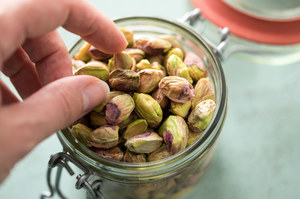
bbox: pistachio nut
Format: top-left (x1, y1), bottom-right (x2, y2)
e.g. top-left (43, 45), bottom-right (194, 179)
top-left (135, 37), bottom-right (172, 55)
top-left (158, 115), bottom-right (189, 154)
top-left (188, 99), bottom-right (216, 133)
top-left (152, 88), bottom-right (169, 109)
top-left (120, 28), bottom-right (134, 47)
top-left (72, 59), bottom-right (85, 71)
top-left (73, 42), bottom-right (91, 62)
top-left (184, 51), bottom-right (207, 81)
top-left (158, 76), bottom-right (195, 103)
top-left (108, 69), bottom-right (140, 92)
top-left (105, 94), bottom-right (135, 125)
top-left (191, 77), bottom-right (215, 109)
top-left (148, 54), bottom-right (164, 65)
top-left (125, 132), bottom-right (163, 153)
top-left (87, 125), bottom-right (119, 149)
top-left (166, 54), bottom-right (193, 84)
top-left (151, 62), bottom-right (167, 76)
top-left (93, 146), bottom-right (124, 161)
top-left (93, 102), bottom-right (106, 113)
top-left (135, 59), bottom-right (152, 71)
top-left (71, 123), bottom-right (92, 146)
top-left (170, 100), bottom-right (191, 118)
top-left (89, 111), bottom-right (107, 128)
top-left (107, 57), bottom-right (116, 72)
top-left (123, 150), bottom-right (147, 163)
top-left (114, 51), bottom-right (135, 70)
top-left (157, 34), bottom-right (184, 53)
top-left (88, 46), bottom-right (113, 60)
top-left (138, 69), bottom-right (164, 93)
top-left (133, 93), bottom-right (163, 128)
top-left (187, 130), bottom-right (204, 147)
top-left (123, 119), bottom-right (148, 140)
top-left (74, 61), bottom-right (109, 81)
top-left (164, 47), bottom-right (184, 67)
top-left (147, 144), bottom-right (172, 162)
top-left (125, 48), bottom-right (145, 63)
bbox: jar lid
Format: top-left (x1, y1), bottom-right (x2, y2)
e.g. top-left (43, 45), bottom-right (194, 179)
top-left (190, 0), bottom-right (300, 45)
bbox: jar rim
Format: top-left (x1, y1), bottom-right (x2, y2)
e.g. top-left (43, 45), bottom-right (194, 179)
top-left (58, 15), bottom-right (228, 180)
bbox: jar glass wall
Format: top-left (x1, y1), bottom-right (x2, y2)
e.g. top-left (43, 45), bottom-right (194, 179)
top-left (58, 16), bottom-right (227, 199)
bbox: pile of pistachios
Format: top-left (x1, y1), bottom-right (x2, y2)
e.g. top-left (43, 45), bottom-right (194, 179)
top-left (71, 28), bottom-right (216, 163)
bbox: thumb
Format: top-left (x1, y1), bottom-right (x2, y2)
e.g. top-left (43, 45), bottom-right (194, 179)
top-left (0, 75), bottom-right (109, 169)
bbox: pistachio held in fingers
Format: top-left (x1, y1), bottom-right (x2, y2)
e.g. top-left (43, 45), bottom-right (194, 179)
top-left (133, 93), bottom-right (163, 128)
top-left (108, 69), bottom-right (140, 92)
top-left (72, 59), bottom-right (85, 71)
top-left (74, 61), bottom-right (109, 81)
top-left (188, 99), bottom-right (216, 133)
top-left (159, 76), bottom-right (195, 103)
top-left (71, 123), bottom-right (92, 146)
top-left (105, 94), bottom-right (135, 125)
top-left (135, 37), bottom-right (172, 55)
top-left (123, 150), bottom-right (147, 163)
top-left (147, 144), bottom-right (172, 162)
top-left (166, 54), bottom-right (193, 84)
top-left (191, 77), bottom-right (215, 109)
top-left (125, 132), bottom-right (163, 153)
top-left (93, 146), bottom-right (124, 161)
top-left (184, 51), bottom-right (207, 81)
top-left (114, 51), bottom-right (135, 70)
top-left (123, 119), bottom-right (148, 140)
top-left (158, 115), bottom-right (189, 154)
top-left (88, 125), bottom-right (119, 149)
top-left (138, 69), bottom-right (165, 93)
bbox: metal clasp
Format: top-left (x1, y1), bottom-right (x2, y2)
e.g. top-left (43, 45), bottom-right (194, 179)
top-left (179, 8), bottom-right (230, 61)
top-left (41, 151), bottom-right (104, 199)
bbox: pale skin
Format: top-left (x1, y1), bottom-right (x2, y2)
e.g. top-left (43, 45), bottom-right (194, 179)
top-left (0, 0), bottom-right (127, 183)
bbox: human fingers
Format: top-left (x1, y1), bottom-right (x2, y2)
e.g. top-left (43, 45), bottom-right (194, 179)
top-left (2, 47), bottom-right (41, 98)
top-left (0, 0), bottom-right (127, 65)
top-left (0, 75), bottom-right (109, 182)
top-left (0, 79), bottom-right (20, 105)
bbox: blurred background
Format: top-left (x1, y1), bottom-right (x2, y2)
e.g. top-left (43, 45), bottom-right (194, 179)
top-left (1, 0), bottom-right (300, 198)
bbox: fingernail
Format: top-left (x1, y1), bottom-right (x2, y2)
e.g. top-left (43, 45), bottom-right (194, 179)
top-left (82, 80), bottom-right (110, 112)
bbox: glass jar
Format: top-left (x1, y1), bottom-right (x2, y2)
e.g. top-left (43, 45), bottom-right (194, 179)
top-left (42, 16), bottom-right (227, 199)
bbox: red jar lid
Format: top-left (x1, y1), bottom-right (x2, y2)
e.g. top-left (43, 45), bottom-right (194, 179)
top-left (190, 0), bottom-right (300, 45)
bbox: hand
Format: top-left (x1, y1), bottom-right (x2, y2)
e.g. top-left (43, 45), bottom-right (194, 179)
top-left (0, 0), bottom-right (127, 183)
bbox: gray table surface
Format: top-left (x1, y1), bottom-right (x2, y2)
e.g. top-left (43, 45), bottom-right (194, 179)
top-left (1, 0), bottom-right (300, 198)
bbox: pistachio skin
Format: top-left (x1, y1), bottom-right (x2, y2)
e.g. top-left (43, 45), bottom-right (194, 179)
top-left (157, 34), bottom-right (185, 54)
top-left (133, 93), bottom-right (163, 128)
top-left (187, 130), bottom-right (204, 147)
top-left (191, 77), bottom-right (215, 109)
top-left (74, 61), bottom-right (109, 81)
top-left (138, 69), bottom-right (165, 93)
top-left (164, 47), bottom-right (184, 67)
top-left (88, 125), bottom-right (119, 149)
top-left (88, 46), bottom-right (113, 60)
top-left (166, 54), bottom-right (193, 84)
top-left (184, 51), bottom-right (207, 81)
top-left (71, 123), bottom-right (92, 146)
top-left (158, 115), bottom-right (189, 154)
top-left (123, 150), bottom-right (147, 163)
top-left (105, 94), bottom-right (135, 125)
top-left (108, 69), bottom-right (140, 92)
top-left (93, 146), bottom-right (124, 161)
top-left (125, 132), bottom-right (163, 154)
top-left (125, 48), bottom-right (145, 63)
top-left (89, 111), bottom-right (107, 128)
top-left (159, 76), bottom-right (195, 103)
top-left (135, 37), bottom-right (172, 55)
top-left (152, 88), bottom-right (169, 109)
top-left (120, 28), bottom-right (134, 47)
top-left (72, 59), bottom-right (85, 71)
top-left (188, 99), bottom-right (216, 133)
top-left (123, 119), bottom-right (148, 140)
top-left (147, 144), bottom-right (172, 162)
